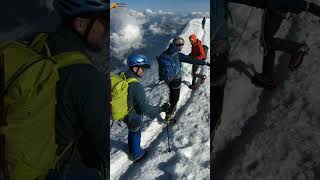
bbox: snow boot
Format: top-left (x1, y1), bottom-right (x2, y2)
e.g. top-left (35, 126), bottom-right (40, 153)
top-left (132, 150), bottom-right (147, 163)
top-left (251, 73), bottom-right (277, 90)
top-left (289, 44), bottom-right (310, 72)
top-left (200, 74), bottom-right (207, 84)
top-left (188, 84), bottom-right (198, 90)
top-left (165, 105), bottom-right (177, 124)
top-left (165, 113), bottom-right (176, 124)
top-left (128, 131), bottom-right (144, 160)
top-left (189, 75), bottom-right (207, 90)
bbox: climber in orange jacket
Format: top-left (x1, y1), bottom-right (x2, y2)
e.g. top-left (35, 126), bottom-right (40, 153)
top-left (189, 34), bottom-right (208, 90)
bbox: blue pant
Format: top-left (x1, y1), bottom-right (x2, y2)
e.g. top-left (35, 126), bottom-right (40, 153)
top-left (125, 113), bottom-right (143, 158)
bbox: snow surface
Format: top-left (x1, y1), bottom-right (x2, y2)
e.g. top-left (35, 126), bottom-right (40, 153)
top-left (213, 2), bottom-right (320, 180)
top-left (110, 18), bottom-right (210, 180)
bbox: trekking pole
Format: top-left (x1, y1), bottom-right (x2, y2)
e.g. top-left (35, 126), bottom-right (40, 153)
top-left (146, 80), bottom-right (161, 94)
top-left (166, 123), bottom-right (171, 152)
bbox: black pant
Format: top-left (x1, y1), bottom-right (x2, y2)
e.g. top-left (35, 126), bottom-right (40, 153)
top-left (261, 9), bottom-right (303, 77)
top-left (168, 78), bottom-right (181, 114)
top-left (191, 65), bottom-right (202, 85)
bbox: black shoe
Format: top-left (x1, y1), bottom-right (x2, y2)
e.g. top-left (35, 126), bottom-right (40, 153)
top-left (251, 73), bottom-right (277, 90)
top-left (189, 84), bottom-right (198, 90)
top-left (165, 113), bottom-right (177, 124)
top-left (131, 150), bottom-right (147, 163)
top-left (200, 75), bottom-right (207, 84)
top-left (289, 44), bottom-right (309, 72)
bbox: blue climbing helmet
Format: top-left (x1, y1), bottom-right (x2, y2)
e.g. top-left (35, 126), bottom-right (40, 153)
top-left (127, 54), bottom-right (151, 69)
top-left (54, 0), bottom-right (109, 17)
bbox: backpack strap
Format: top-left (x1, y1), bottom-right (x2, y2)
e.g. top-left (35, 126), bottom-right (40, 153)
top-left (29, 33), bottom-right (51, 56)
top-left (55, 137), bottom-right (80, 172)
top-left (118, 72), bottom-right (138, 118)
top-left (53, 51), bottom-right (91, 69)
top-left (118, 72), bottom-right (138, 83)
top-left (29, 33), bottom-right (91, 68)
top-left (127, 78), bottom-right (139, 84)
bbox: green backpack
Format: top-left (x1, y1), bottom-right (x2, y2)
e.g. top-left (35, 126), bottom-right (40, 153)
top-left (0, 33), bottom-right (91, 180)
top-left (110, 72), bottom-right (138, 121)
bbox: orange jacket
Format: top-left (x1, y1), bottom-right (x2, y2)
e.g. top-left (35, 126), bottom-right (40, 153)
top-left (191, 39), bottom-right (205, 61)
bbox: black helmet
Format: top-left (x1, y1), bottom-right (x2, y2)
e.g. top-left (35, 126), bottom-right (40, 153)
top-left (54, 0), bottom-right (109, 17)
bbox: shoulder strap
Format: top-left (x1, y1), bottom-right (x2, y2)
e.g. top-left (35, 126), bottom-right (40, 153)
top-left (119, 72), bottom-right (138, 84)
top-left (127, 78), bottom-right (138, 84)
top-left (29, 33), bottom-right (51, 56)
top-left (53, 51), bottom-right (91, 69)
top-left (29, 33), bottom-right (91, 69)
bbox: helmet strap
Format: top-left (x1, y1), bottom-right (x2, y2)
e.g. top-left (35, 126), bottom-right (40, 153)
top-left (134, 66), bottom-right (142, 77)
top-left (84, 16), bottom-right (99, 44)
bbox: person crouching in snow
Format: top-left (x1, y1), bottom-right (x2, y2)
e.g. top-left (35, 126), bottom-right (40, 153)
top-left (188, 34), bottom-right (208, 90)
top-left (124, 54), bottom-right (170, 162)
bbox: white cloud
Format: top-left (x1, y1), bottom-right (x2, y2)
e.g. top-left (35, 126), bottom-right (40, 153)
top-left (170, 29), bottom-right (177, 35)
top-left (191, 12), bottom-right (204, 15)
top-left (110, 9), bottom-right (145, 60)
top-left (128, 9), bottom-right (145, 19)
top-left (148, 22), bottom-right (164, 35)
top-left (145, 9), bottom-right (154, 14)
top-left (157, 9), bottom-right (174, 15)
top-left (110, 8), bottom-right (200, 61)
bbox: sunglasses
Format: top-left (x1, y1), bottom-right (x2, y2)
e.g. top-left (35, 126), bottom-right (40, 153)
top-left (177, 43), bottom-right (184, 46)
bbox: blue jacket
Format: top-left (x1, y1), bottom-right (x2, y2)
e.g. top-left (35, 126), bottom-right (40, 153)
top-left (125, 71), bottom-right (162, 118)
top-left (162, 43), bottom-right (206, 79)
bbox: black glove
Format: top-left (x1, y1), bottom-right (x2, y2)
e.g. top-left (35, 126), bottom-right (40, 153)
top-left (161, 103), bottom-right (170, 113)
top-left (205, 62), bottom-right (210, 67)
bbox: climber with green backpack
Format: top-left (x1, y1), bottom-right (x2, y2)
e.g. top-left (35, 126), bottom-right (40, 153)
top-left (0, 0), bottom-right (109, 179)
top-left (111, 54), bottom-right (170, 163)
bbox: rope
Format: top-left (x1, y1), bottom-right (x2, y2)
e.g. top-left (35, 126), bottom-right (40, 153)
top-left (231, 7), bottom-right (255, 54)
top-left (260, 9), bottom-right (268, 56)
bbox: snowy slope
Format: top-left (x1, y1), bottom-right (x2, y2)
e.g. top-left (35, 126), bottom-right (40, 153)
top-left (213, 2), bottom-right (320, 180)
top-left (110, 18), bottom-right (210, 180)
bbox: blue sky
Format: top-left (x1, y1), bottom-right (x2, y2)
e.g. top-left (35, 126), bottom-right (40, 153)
top-left (113, 0), bottom-right (210, 13)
